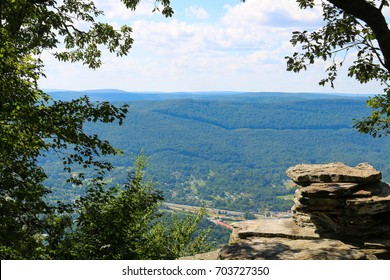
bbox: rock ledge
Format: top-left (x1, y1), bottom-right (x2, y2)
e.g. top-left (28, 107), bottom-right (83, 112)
top-left (286, 162), bottom-right (381, 185)
top-left (216, 163), bottom-right (390, 260)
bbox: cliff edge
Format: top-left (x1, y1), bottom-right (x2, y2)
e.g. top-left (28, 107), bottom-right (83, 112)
top-left (187, 163), bottom-right (390, 260)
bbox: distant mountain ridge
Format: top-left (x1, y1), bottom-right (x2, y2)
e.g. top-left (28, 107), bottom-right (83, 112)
top-left (45, 89), bottom-right (371, 102)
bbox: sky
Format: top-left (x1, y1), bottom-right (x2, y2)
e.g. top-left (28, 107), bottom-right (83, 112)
top-left (39, 0), bottom-right (386, 94)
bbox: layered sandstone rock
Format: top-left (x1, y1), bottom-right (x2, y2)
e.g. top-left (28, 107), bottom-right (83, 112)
top-left (288, 163), bottom-right (390, 238)
top-left (219, 219), bottom-right (368, 260)
top-left (286, 162), bottom-right (382, 185)
top-left (217, 163), bottom-right (390, 260)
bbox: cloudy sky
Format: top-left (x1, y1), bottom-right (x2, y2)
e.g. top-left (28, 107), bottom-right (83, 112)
top-left (39, 0), bottom-right (384, 94)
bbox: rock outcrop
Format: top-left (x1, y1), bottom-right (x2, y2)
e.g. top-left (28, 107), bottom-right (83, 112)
top-left (286, 162), bottom-right (382, 185)
top-left (219, 219), bottom-right (368, 260)
top-left (288, 162), bottom-right (390, 238)
top-left (217, 163), bottom-right (390, 260)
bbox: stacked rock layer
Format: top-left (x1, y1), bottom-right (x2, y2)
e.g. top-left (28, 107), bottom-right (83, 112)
top-left (287, 162), bottom-right (390, 237)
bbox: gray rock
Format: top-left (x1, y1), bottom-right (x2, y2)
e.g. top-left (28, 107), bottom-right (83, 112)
top-left (219, 237), bottom-right (367, 260)
top-left (219, 218), bottom-right (389, 259)
top-left (295, 194), bottom-right (345, 211)
top-left (179, 250), bottom-right (220, 260)
top-left (345, 182), bottom-right (390, 215)
top-left (291, 180), bottom-right (390, 237)
top-left (291, 204), bottom-right (316, 228)
top-left (297, 182), bottom-right (360, 198)
top-left (286, 162), bottom-right (381, 184)
top-left (230, 218), bottom-right (320, 243)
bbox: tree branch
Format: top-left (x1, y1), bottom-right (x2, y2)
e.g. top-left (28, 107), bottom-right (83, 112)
top-left (328, 0), bottom-right (390, 72)
top-left (379, 0), bottom-right (387, 10)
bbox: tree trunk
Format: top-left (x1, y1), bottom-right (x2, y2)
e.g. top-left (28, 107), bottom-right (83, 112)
top-left (328, 0), bottom-right (390, 73)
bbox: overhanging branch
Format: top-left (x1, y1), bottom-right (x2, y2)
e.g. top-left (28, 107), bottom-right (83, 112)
top-left (328, 0), bottom-right (390, 72)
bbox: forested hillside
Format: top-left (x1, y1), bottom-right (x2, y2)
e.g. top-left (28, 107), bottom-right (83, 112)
top-left (41, 92), bottom-right (390, 213)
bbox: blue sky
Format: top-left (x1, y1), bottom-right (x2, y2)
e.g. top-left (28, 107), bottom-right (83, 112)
top-left (39, 0), bottom-right (385, 94)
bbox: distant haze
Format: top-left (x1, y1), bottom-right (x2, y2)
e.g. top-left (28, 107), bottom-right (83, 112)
top-left (47, 89), bottom-right (372, 102)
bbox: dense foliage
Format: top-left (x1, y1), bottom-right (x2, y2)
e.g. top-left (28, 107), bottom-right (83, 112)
top-left (0, 0), bottom-right (132, 259)
top-left (48, 155), bottom-right (211, 260)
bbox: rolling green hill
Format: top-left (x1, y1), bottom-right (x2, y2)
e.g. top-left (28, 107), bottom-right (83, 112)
top-left (40, 92), bottom-right (390, 213)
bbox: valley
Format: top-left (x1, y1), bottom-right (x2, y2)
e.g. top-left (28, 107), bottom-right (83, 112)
top-left (40, 91), bottom-right (390, 215)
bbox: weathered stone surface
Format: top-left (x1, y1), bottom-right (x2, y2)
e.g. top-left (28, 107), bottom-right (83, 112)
top-left (297, 182), bottom-right (386, 200)
top-left (345, 197), bottom-right (390, 215)
top-left (286, 162), bottom-right (381, 184)
top-left (297, 182), bottom-right (360, 198)
top-left (230, 219), bottom-right (320, 243)
top-left (289, 163), bottom-right (390, 239)
top-left (291, 204), bottom-right (316, 228)
top-left (219, 237), bottom-right (367, 260)
top-left (345, 183), bottom-right (390, 215)
top-left (179, 250), bottom-right (220, 260)
top-left (352, 183), bottom-right (384, 197)
top-left (217, 218), bottom-right (390, 259)
top-left (363, 235), bottom-right (390, 249)
top-left (292, 210), bottom-right (390, 237)
top-left (295, 195), bottom-right (345, 210)
top-left (312, 213), bottom-right (390, 236)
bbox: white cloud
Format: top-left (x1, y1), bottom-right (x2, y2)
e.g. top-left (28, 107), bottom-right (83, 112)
top-left (131, 18), bottom-right (267, 55)
top-left (39, 0), bottom-right (384, 94)
top-left (222, 0), bottom-right (323, 28)
top-left (185, 6), bottom-right (209, 20)
top-left (130, 0), bottom-right (324, 57)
